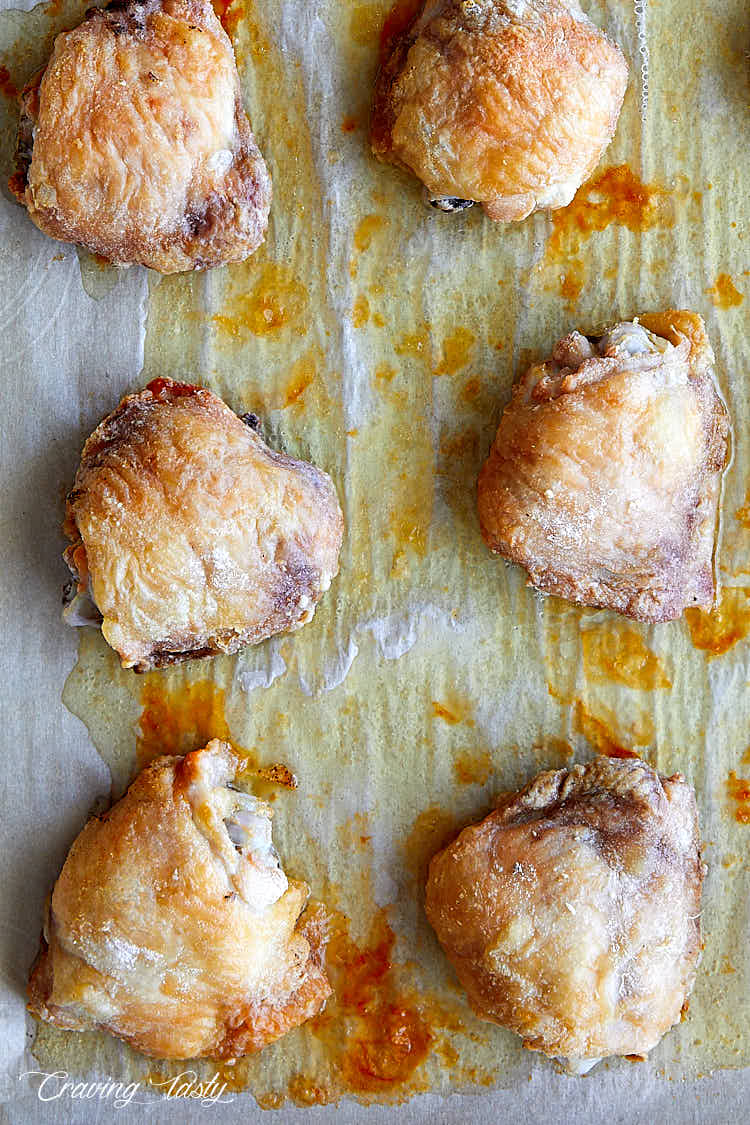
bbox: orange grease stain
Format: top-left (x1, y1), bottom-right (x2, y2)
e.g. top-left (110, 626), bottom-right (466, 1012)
top-left (547, 165), bottom-right (673, 257)
top-left (434, 327), bottom-right (475, 376)
top-left (581, 625), bottom-right (671, 690)
top-left (137, 678), bottom-right (295, 789)
top-left (341, 115), bottom-right (359, 133)
top-left (736, 491), bottom-right (750, 529)
top-left (431, 698), bottom-right (475, 726)
top-left (305, 909), bottom-right (432, 1097)
top-left (353, 293), bottom-right (370, 327)
top-left (394, 325), bottom-right (429, 361)
top-left (137, 678), bottom-right (231, 768)
top-left (354, 214), bottom-right (389, 252)
top-left (557, 258), bottom-right (585, 305)
top-left (727, 772), bottom-right (750, 824)
top-left (685, 588), bottom-right (750, 657)
top-left (573, 701), bottom-right (646, 758)
top-left (213, 263), bottom-right (310, 339)
top-left (284, 353), bottom-right (316, 406)
top-left (461, 376), bottom-right (481, 403)
top-left (402, 806), bottom-right (459, 887)
top-left (439, 428), bottom-right (479, 462)
top-left (453, 748), bottom-right (493, 787)
top-left (706, 273), bottom-right (744, 309)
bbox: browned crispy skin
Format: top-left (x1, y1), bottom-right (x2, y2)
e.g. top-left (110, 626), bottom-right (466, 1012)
top-left (425, 757), bottom-right (704, 1069)
top-left (11, 0), bottom-right (270, 271)
top-left (477, 311), bottom-right (729, 622)
top-left (372, 0), bottom-right (627, 220)
top-left (63, 378), bottom-right (343, 671)
top-left (28, 742), bottom-right (332, 1060)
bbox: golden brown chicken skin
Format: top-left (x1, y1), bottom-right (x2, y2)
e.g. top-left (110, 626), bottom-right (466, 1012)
top-left (477, 312), bottom-right (729, 622)
top-left (425, 757), bottom-right (704, 1072)
top-left (28, 741), bottom-right (331, 1060)
top-left (10, 0), bottom-right (270, 272)
top-left (371, 0), bottom-right (628, 220)
top-left (63, 378), bottom-right (343, 671)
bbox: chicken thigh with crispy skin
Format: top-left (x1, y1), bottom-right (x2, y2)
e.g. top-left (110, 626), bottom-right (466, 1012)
top-left (477, 311), bottom-right (729, 622)
top-left (371, 0), bottom-right (628, 220)
top-left (28, 741), bottom-right (331, 1059)
top-left (63, 378), bottom-right (343, 671)
top-left (10, 0), bottom-right (270, 272)
top-left (425, 757), bottom-right (704, 1072)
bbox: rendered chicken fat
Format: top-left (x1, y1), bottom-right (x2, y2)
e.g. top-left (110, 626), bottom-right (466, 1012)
top-left (28, 741), bottom-right (331, 1059)
top-left (425, 757), bottom-right (704, 1071)
top-left (10, 0), bottom-right (271, 271)
top-left (372, 0), bottom-right (628, 221)
top-left (63, 379), bottom-right (344, 671)
top-left (477, 311), bottom-right (729, 621)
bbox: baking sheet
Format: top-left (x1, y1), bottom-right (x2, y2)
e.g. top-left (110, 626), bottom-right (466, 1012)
top-left (1, 0), bottom-right (749, 1116)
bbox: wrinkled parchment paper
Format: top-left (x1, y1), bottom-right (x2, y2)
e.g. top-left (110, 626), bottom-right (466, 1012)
top-left (1, 0), bottom-right (749, 1120)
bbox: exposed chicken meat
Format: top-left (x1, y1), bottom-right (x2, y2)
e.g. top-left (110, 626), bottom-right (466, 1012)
top-left (28, 741), bottom-right (331, 1059)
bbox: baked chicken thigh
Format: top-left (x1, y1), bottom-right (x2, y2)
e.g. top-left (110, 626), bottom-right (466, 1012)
top-left (29, 741), bottom-right (331, 1059)
top-left (372, 0), bottom-right (627, 220)
top-left (63, 378), bottom-right (343, 671)
top-left (477, 311), bottom-right (729, 622)
top-left (10, 0), bottom-right (270, 271)
top-left (425, 757), bottom-right (704, 1072)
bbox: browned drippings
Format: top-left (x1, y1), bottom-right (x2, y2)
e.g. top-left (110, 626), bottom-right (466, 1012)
top-left (379, 0), bottom-right (422, 61)
top-left (302, 908), bottom-right (432, 1099)
top-left (581, 625), bottom-right (671, 690)
top-left (434, 327), bottom-right (476, 376)
top-left (354, 213), bottom-right (389, 253)
top-left (431, 696), bottom-right (475, 726)
top-left (727, 772), bottom-right (750, 825)
top-left (402, 806), bottom-right (459, 889)
top-left (453, 748), bottom-right (493, 787)
top-left (213, 263), bottom-right (310, 339)
top-left (211, 0), bottom-right (242, 37)
top-left (137, 678), bottom-right (295, 792)
top-left (546, 165), bottom-right (674, 258)
top-left (137, 678), bottom-right (232, 768)
top-left (736, 491), bottom-right (750, 529)
top-left (684, 588), bottom-right (750, 658)
top-left (0, 63), bottom-right (17, 98)
top-left (342, 114), bottom-right (360, 133)
top-left (349, 2), bottom-right (384, 48)
top-left (706, 273), bottom-right (744, 309)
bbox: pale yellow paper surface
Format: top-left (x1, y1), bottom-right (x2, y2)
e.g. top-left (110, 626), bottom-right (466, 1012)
top-left (1, 0), bottom-right (749, 1110)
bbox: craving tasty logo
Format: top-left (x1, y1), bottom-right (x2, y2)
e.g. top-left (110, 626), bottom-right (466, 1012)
top-left (20, 1069), bottom-right (235, 1107)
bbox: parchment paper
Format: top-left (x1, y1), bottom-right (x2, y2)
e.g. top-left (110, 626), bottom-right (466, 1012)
top-left (1, 0), bottom-right (749, 1120)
